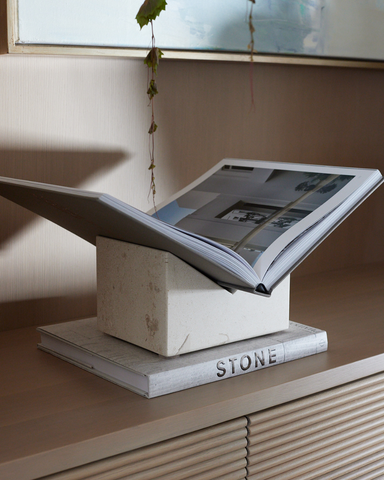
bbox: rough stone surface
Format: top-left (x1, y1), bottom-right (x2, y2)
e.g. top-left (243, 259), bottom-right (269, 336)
top-left (97, 236), bottom-right (290, 357)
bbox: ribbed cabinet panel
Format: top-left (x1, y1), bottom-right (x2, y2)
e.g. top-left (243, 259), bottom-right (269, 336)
top-left (246, 372), bottom-right (384, 480)
top-left (40, 418), bottom-right (247, 480)
top-left (318, 450), bottom-right (384, 479)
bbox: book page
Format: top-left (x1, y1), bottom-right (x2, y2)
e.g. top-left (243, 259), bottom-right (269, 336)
top-left (155, 159), bottom-right (379, 281)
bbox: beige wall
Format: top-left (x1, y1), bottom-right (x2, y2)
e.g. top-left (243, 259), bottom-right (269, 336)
top-left (0, 53), bottom-right (383, 330)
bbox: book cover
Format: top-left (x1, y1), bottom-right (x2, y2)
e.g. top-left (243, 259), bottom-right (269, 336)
top-left (37, 318), bottom-right (328, 398)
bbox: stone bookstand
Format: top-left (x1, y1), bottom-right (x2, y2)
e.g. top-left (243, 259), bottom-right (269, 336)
top-left (96, 236), bottom-right (290, 357)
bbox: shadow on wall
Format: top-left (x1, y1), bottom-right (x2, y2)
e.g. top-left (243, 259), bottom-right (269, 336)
top-left (0, 294), bottom-right (97, 332)
top-left (0, 147), bottom-right (128, 330)
top-left (0, 147), bottom-right (128, 246)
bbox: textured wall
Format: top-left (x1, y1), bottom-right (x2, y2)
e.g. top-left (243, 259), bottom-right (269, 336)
top-left (0, 54), bottom-right (383, 329)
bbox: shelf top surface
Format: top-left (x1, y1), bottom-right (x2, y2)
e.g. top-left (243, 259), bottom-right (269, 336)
top-left (1, 262), bottom-right (384, 479)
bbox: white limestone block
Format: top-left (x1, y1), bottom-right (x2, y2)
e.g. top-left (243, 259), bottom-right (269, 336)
top-left (97, 236), bottom-right (290, 357)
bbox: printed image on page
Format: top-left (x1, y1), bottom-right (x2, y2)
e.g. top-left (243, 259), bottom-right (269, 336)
top-left (156, 165), bottom-right (353, 268)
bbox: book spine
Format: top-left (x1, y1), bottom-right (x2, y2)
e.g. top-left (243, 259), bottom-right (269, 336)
top-left (150, 331), bottom-right (328, 398)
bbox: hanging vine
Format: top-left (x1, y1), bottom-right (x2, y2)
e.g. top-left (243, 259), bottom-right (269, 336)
top-left (135, 0), bottom-right (256, 201)
top-left (248, 0), bottom-right (256, 61)
top-left (136, 0), bottom-right (167, 207)
top-left (247, 0), bottom-right (257, 109)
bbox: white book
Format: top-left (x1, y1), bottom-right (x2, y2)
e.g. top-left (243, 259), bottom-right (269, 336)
top-left (37, 318), bottom-right (328, 398)
top-left (0, 159), bottom-right (381, 294)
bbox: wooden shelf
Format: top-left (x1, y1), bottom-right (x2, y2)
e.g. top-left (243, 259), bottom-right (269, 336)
top-left (1, 262), bottom-right (383, 480)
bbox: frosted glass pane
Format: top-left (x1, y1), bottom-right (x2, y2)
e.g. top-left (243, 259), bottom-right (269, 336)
top-left (15, 0), bottom-right (384, 61)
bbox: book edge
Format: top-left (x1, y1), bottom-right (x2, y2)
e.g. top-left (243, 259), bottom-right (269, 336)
top-left (37, 320), bottom-right (328, 398)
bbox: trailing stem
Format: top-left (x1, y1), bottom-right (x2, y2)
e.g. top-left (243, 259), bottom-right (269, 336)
top-left (248, 0), bottom-right (256, 110)
top-left (136, 0), bottom-right (166, 207)
top-left (147, 20), bottom-right (158, 208)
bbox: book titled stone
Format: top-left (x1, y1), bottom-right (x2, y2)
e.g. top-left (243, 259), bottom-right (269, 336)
top-left (37, 318), bottom-right (328, 398)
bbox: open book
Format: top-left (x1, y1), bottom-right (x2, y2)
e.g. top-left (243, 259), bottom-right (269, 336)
top-left (0, 159), bottom-right (381, 294)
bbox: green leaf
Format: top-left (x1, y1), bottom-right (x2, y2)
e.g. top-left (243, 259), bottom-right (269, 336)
top-left (136, 0), bottom-right (167, 29)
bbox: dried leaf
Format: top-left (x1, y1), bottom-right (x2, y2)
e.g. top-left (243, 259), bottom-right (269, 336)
top-left (148, 120), bottom-right (158, 134)
top-left (147, 79), bottom-right (158, 99)
top-left (144, 48), bottom-right (164, 74)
